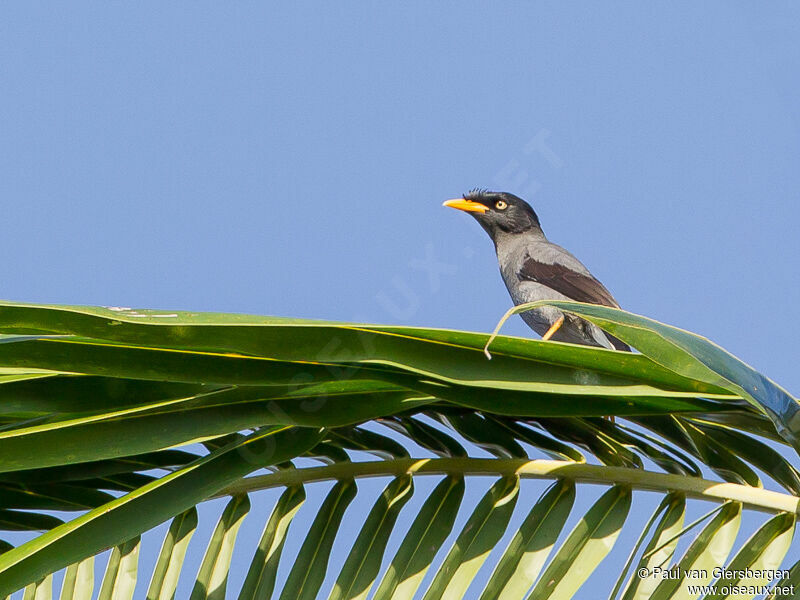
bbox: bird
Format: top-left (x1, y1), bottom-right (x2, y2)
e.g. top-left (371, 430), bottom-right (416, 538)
top-left (444, 189), bottom-right (629, 352)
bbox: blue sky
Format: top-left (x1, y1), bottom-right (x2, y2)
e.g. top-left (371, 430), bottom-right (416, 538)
top-left (2, 3), bottom-right (800, 598)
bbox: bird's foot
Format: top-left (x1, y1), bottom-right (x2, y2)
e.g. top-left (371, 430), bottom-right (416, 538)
top-left (541, 316), bottom-right (565, 341)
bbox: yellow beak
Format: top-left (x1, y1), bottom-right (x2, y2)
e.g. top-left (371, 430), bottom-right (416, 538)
top-left (442, 198), bottom-right (489, 213)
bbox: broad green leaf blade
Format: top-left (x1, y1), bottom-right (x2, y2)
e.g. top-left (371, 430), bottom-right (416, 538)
top-left (190, 495), bottom-right (250, 600)
top-left (421, 476), bottom-right (519, 600)
top-left (0, 483), bottom-right (114, 511)
top-left (2, 449), bottom-right (199, 486)
top-left (0, 383), bottom-right (427, 474)
top-left (97, 537), bottom-right (140, 600)
top-left (328, 476), bottom-right (414, 600)
top-left (0, 426), bottom-right (324, 596)
top-left (503, 301), bottom-right (800, 449)
top-left (0, 331), bottom-right (729, 407)
top-left (238, 486), bottom-right (305, 600)
top-left (480, 479), bottom-right (575, 600)
top-left (703, 512), bottom-right (794, 599)
top-left (0, 334), bottom-right (727, 442)
top-left (146, 508), bottom-right (198, 600)
top-left (0, 301), bottom-right (732, 397)
top-left (278, 479), bottom-right (357, 600)
top-left (0, 510), bottom-right (63, 532)
top-left (372, 476), bottom-right (465, 600)
top-left (0, 369), bottom-right (59, 387)
top-left (527, 485), bottom-right (632, 600)
top-left (620, 494), bottom-right (686, 600)
top-left (59, 557), bottom-right (93, 600)
top-left (0, 374), bottom-right (210, 417)
top-left (407, 377), bottom-right (724, 418)
top-left (650, 502), bottom-right (742, 600)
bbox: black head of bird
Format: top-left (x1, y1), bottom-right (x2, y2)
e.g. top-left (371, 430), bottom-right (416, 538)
top-left (443, 189), bottom-right (542, 240)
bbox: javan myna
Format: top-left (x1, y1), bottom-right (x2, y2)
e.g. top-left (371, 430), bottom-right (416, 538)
top-left (444, 189), bottom-right (629, 351)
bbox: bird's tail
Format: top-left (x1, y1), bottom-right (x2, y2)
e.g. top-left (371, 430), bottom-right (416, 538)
top-left (606, 333), bottom-right (631, 352)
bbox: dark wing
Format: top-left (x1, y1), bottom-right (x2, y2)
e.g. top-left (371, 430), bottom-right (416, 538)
top-left (517, 254), bottom-right (630, 351)
top-left (517, 255), bottom-right (620, 308)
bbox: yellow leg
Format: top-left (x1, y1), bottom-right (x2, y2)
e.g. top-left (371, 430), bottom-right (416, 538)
top-left (541, 316), bottom-right (565, 341)
top-left (540, 315), bottom-right (615, 421)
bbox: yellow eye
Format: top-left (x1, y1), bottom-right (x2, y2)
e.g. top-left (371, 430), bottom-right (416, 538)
top-left (495, 200), bottom-right (508, 210)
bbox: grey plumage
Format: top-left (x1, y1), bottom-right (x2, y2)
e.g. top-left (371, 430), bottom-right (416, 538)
top-left (445, 190), bottom-right (629, 351)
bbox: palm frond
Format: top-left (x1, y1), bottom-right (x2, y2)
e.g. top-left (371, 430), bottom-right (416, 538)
top-left (0, 300), bottom-right (798, 599)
